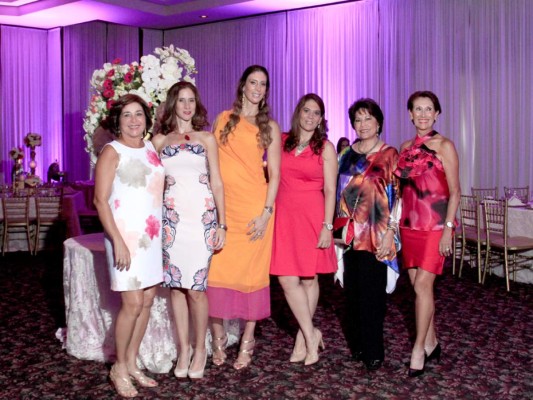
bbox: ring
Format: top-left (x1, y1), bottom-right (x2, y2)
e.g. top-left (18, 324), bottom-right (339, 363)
top-left (446, 248), bottom-right (450, 251)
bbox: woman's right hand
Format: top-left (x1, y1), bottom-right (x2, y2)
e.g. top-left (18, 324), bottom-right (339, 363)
top-left (113, 238), bottom-right (131, 271)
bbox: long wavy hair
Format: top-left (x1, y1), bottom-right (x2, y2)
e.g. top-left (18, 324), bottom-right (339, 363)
top-left (219, 65), bottom-right (272, 149)
top-left (159, 81), bottom-right (209, 135)
top-left (284, 93), bottom-right (328, 155)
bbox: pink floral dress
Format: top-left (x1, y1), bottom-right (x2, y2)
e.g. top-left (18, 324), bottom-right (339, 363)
top-left (104, 140), bottom-right (164, 291)
top-left (160, 143), bottom-right (217, 292)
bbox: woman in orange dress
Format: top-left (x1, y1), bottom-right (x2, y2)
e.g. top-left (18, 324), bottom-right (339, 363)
top-left (207, 65), bottom-right (281, 370)
top-left (395, 91), bottom-right (460, 377)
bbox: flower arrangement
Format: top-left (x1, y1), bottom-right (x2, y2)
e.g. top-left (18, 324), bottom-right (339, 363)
top-left (9, 146), bottom-right (24, 161)
top-left (24, 133), bottom-right (42, 148)
top-left (83, 45), bottom-right (197, 166)
top-left (25, 175), bottom-right (42, 187)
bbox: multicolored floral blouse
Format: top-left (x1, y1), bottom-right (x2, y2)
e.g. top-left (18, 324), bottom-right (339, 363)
top-left (337, 144), bottom-right (399, 256)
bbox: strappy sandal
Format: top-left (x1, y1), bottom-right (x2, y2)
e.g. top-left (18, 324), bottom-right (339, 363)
top-left (212, 335), bottom-right (228, 366)
top-left (129, 369), bottom-right (158, 388)
top-left (233, 339), bottom-right (255, 370)
top-left (109, 364), bottom-right (138, 398)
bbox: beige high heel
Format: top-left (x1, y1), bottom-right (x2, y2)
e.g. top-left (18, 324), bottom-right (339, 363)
top-left (188, 349), bottom-right (208, 379)
top-left (212, 335), bottom-right (228, 366)
top-left (129, 369), bottom-right (158, 388)
top-left (304, 329), bottom-right (325, 366)
top-left (289, 330), bottom-right (306, 363)
top-left (109, 364), bottom-right (138, 398)
top-left (233, 339), bottom-right (255, 370)
top-left (174, 345), bottom-right (193, 378)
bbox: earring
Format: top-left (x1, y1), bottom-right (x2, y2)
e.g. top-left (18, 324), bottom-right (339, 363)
top-left (242, 93), bottom-right (245, 106)
top-left (259, 98), bottom-right (265, 109)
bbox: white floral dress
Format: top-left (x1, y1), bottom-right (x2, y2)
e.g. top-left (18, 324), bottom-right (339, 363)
top-left (160, 143), bottom-right (217, 292)
top-left (104, 140), bottom-right (164, 291)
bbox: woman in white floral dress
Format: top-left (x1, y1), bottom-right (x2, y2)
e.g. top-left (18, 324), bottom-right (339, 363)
top-left (94, 94), bottom-right (164, 398)
top-left (152, 82), bottom-right (226, 380)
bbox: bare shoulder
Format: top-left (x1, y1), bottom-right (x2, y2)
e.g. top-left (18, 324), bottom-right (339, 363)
top-left (198, 130), bottom-right (216, 144)
top-left (151, 133), bottom-right (166, 151)
top-left (321, 140), bottom-right (337, 160)
top-left (399, 138), bottom-right (414, 151)
top-left (268, 118), bottom-right (281, 132)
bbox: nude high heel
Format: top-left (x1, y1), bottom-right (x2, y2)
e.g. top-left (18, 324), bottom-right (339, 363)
top-left (174, 345), bottom-right (193, 379)
top-left (304, 329), bottom-right (325, 366)
top-left (188, 349), bottom-right (208, 379)
top-left (290, 330), bottom-right (306, 363)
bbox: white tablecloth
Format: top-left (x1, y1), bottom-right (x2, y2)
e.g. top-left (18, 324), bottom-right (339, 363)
top-left (1, 191), bottom-right (85, 252)
top-left (492, 206), bottom-right (533, 283)
top-left (62, 233), bottom-right (241, 373)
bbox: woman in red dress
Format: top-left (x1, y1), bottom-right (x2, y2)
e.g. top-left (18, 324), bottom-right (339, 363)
top-left (395, 91), bottom-right (460, 377)
top-left (270, 94), bottom-right (338, 366)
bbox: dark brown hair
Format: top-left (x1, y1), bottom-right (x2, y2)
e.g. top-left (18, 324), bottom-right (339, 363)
top-left (407, 91), bottom-right (442, 114)
top-left (348, 98), bottom-right (384, 134)
top-left (103, 94), bottom-right (152, 138)
top-left (219, 65), bottom-right (272, 148)
top-left (159, 81), bottom-right (209, 135)
top-left (284, 93), bottom-right (328, 155)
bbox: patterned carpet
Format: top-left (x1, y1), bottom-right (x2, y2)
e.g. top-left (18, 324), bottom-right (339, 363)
top-left (0, 251), bottom-right (531, 399)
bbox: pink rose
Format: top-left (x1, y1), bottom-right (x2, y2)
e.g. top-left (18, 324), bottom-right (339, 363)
top-left (112, 58), bottom-right (122, 65)
top-left (103, 89), bottom-right (115, 99)
top-left (124, 72), bottom-right (133, 83)
top-left (106, 99), bottom-right (116, 110)
top-left (103, 79), bottom-right (113, 90)
top-left (106, 69), bottom-right (115, 77)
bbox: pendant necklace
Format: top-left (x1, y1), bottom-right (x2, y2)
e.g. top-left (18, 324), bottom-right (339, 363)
top-left (357, 137), bottom-right (380, 154)
top-left (178, 131), bottom-right (191, 141)
top-left (296, 139), bottom-right (311, 155)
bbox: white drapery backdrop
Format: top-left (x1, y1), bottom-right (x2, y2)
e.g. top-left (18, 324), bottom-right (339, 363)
top-left (0, 0), bottom-right (532, 193)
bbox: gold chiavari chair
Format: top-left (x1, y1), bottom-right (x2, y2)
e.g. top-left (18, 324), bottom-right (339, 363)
top-left (457, 195), bottom-right (486, 282)
top-left (34, 186), bottom-right (65, 253)
top-left (482, 199), bottom-right (533, 291)
top-left (503, 186), bottom-right (529, 203)
top-left (2, 195), bottom-right (36, 255)
top-left (471, 186), bottom-right (498, 200)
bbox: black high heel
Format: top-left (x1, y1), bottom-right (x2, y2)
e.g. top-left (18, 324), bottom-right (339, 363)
top-left (425, 343), bottom-right (442, 364)
top-left (408, 365), bottom-right (425, 378)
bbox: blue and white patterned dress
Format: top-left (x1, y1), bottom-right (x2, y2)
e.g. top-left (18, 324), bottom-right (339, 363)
top-left (160, 142), bottom-right (217, 291)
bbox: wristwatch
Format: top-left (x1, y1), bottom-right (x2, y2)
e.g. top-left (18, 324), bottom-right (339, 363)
top-left (323, 222), bottom-right (334, 231)
top-left (445, 221), bottom-right (454, 229)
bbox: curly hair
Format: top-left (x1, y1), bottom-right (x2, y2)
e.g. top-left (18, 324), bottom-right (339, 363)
top-left (219, 65), bottom-right (272, 149)
top-left (102, 94), bottom-right (153, 138)
top-left (158, 81), bottom-right (209, 135)
top-left (284, 93), bottom-right (328, 155)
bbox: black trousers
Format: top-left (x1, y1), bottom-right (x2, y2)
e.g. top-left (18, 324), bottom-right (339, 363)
top-left (343, 249), bottom-right (387, 362)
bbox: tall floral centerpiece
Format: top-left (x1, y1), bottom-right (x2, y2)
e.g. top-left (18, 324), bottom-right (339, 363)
top-left (83, 45), bottom-right (197, 167)
top-left (24, 133), bottom-right (42, 177)
top-left (9, 146), bottom-right (24, 185)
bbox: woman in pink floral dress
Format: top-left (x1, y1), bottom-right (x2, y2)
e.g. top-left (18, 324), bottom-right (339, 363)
top-left (94, 94), bottom-right (164, 397)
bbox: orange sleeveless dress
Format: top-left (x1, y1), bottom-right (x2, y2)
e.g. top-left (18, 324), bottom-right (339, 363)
top-left (207, 111), bottom-right (274, 320)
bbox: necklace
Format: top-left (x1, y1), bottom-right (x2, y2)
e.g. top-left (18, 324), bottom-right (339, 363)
top-left (357, 137), bottom-right (380, 154)
top-left (296, 140), bottom-right (310, 155)
top-left (178, 131), bottom-right (191, 141)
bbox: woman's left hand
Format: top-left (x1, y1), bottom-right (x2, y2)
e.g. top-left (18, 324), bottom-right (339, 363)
top-left (247, 214), bottom-right (269, 241)
top-left (213, 227), bottom-right (226, 250)
top-left (316, 227), bottom-right (332, 248)
top-left (376, 230), bottom-right (395, 261)
top-left (439, 229), bottom-right (453, 257)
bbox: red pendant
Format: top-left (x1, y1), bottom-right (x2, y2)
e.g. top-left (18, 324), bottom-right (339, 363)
top-left (184, 134), bottom-right (190, 141)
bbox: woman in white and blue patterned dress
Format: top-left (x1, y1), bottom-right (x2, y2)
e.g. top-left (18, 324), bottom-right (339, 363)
top-left (153, 82), bottom-right (226, 380)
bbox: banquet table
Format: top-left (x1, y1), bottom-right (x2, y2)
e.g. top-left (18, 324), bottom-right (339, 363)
top-left (62, 233), bottom-right (240, 373)
top-left (487, 205), bottom-right (533, 284)
top-left (0, 190), bottom-right (85, 252)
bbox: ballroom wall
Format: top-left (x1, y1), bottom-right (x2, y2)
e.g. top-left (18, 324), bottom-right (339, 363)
top-left (0, 0), bottom-right (532, 195)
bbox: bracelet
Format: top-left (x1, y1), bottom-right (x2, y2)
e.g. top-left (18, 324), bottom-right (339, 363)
top-left (263, 206), bottom-right (273, 215)
top-left (218, 224), bottom-right (228, 231)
